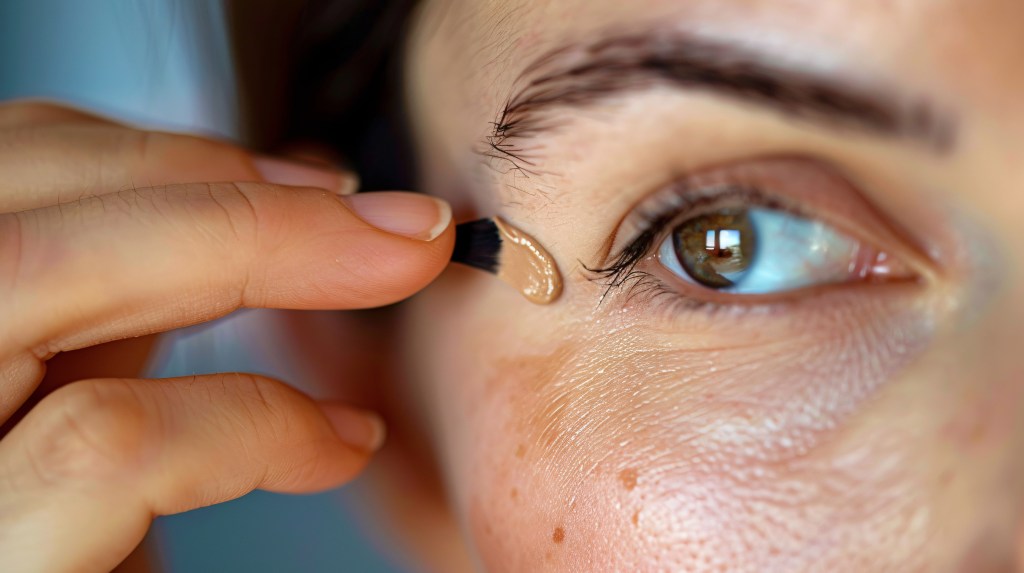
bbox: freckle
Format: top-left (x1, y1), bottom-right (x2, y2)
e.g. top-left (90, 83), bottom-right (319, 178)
top-left (631, 510), bottom-right (639, 526)
top-left (510, 487), bottom-right (518, 500)
top-left (552, 527), bottom-right (565, 544)
top-left (515, 444), bottom-right (526, 458)
top-left (619, 468), bottom-right (638, 491)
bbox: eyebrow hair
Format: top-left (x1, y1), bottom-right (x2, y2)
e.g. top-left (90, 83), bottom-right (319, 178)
top-left (484, 32), bottom-right (956, 171)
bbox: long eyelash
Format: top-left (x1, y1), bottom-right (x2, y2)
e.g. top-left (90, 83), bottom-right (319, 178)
top-left (583, 211), bottom-right (674, 304)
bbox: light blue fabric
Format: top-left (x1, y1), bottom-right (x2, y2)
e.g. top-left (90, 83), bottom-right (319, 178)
top-left (0, 2), bottom-right (409, 571)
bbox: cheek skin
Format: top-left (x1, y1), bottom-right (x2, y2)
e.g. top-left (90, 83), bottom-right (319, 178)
top-left (410, 265), bottom-right (1006, 571)
top-left (468, 293), bottom-right (939, 572)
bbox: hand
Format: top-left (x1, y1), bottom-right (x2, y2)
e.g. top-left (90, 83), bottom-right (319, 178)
top-left (0, 101), bottom-right (454, 572)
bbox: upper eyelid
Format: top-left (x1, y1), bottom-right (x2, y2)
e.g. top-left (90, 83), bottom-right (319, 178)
top-left (592, 159), bottom-right (805, 272)
top-left (618, 185), bottom-right (793, 253)
top-left (613, 156), bottom-right (916, 255)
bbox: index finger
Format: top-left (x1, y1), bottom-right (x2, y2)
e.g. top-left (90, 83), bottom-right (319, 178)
top-left (0, 184), bottom-right (453, 420)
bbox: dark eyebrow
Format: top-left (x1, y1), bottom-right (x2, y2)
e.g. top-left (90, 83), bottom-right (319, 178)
top-left (484, 32), bottom-right (956, 171)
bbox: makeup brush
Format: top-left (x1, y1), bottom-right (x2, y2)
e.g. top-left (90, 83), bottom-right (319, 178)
top-left (451, 217), bottom-right (563, 305)
top-left (452, 218), bottom-right (502, 275)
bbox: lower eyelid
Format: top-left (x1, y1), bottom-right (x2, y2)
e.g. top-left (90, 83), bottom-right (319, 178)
top-left (616, 259), bottom-right (927, 320)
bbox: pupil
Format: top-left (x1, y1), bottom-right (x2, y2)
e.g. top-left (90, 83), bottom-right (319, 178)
top-left (672, 209), bottom-right (757, 289)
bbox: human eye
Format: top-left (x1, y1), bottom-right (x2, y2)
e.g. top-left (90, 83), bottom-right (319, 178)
top-left (592, 157), bottom-right (928, 307)
top-left (659, 205), bottom-right (912, 295)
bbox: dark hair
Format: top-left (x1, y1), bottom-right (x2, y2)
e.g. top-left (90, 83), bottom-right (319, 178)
top-left (227, 0), bottom-right (420, 190)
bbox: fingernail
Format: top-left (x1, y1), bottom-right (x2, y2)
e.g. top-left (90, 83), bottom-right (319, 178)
top-left (253, 156), bottom-right (359, 196)
top-left (318, 403), bottom-right (386, 452)
top-left (342, 192), bottom-right (452, 241)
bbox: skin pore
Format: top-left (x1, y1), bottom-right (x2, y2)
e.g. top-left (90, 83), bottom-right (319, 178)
top-left (391, 0), bottom-right (1024, 570)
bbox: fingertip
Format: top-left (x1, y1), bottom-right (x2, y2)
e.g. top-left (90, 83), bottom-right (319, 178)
top-left (318, 402), bottom-right (387, 453)
top-left (425, 197), bottom-right (453, 242)
top-left (341, 192), bottom-right (453, 242)
top-left (294, 191), bottom-right (455, 307)
top-left (210, 184), bottom-right (456, 310)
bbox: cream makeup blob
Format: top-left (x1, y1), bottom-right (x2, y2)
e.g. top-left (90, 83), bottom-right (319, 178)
top-left (493, 217), bottom-right (563, 305)
top-left (451, 217), bottom-right (564, 305)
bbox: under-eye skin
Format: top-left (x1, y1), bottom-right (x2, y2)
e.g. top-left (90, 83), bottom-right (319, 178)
top-left (588, 157), bottom-right (924, 309)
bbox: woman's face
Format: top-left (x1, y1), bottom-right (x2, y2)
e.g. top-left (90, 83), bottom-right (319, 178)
top-left (401, 0), bottom-right (1024, 570)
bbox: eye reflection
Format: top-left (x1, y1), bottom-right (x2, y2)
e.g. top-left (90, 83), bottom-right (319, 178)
top-left (673, 210), bottom-right (757, 288)
top-left (659, 206), bottom-right (904, 295)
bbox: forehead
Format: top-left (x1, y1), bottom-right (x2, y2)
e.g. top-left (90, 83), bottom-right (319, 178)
top-left (437, 0), bottom-right (1023, 113)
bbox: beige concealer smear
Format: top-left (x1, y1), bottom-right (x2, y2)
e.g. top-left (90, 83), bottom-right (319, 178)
top-left (494, 217), bottom-right (563, 305)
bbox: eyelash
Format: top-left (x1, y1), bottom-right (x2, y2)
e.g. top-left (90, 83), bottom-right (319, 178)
top-left (585, 185), bottom-right (795, 310)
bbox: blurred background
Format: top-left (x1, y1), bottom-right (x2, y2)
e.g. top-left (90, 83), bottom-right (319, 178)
top-left (0, 1), bottom-right (413, 571)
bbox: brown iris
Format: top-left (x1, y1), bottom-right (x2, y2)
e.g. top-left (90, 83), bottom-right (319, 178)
top-left (671, 208), bottom-right (757, 289)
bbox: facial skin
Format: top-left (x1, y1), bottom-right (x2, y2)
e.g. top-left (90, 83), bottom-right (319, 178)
top-left (394, 0), bottom-right (1024, 570)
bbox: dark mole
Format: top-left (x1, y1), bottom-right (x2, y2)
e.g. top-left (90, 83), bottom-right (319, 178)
top-left (619, 468), bottom-right (638, 491)
top-left (552, 527), bottom-right (565, 544)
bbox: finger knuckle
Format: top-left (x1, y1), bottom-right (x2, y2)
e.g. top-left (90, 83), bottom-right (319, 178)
top-left (25, 379), bottom-right (154, 484)
top-left (182, 182), bottom-right (266, 303)
top-left (226, 373), bottom-right (298, 436)
top-left (186, 182), bottom-right (262, 247)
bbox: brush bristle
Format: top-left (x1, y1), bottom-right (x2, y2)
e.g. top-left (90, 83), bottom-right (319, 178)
top-left (452, 218), bottom-right (502, 274)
